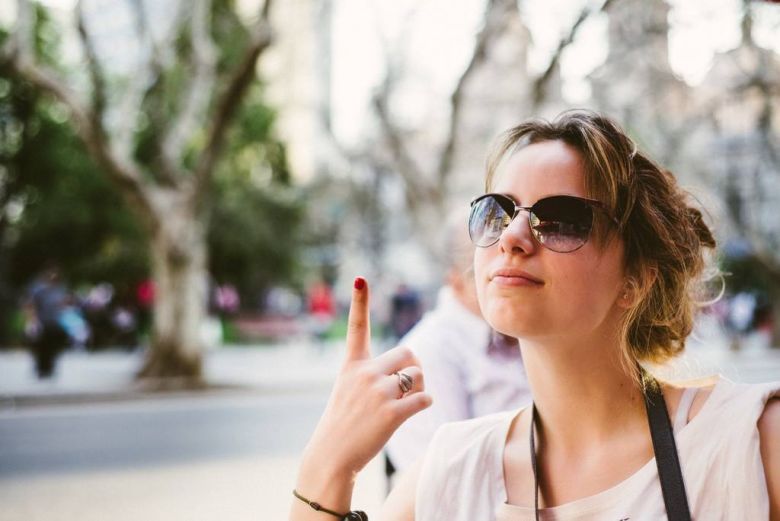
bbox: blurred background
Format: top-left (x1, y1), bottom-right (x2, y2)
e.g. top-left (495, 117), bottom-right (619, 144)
top-left (0, 0), bottom-right (778, 519)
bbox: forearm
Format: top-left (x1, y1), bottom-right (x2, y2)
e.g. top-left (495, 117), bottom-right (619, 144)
top-left (290, 455), bottom-right (357, 521)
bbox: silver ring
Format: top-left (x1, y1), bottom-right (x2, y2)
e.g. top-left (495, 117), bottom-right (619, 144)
top-left (395, 371), bottom-right (414, 395)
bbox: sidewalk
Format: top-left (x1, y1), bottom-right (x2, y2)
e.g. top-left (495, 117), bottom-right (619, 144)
top-left (0, 449), bottom-right (388, 521)
top-left (0, 341), bottom-right (347, 408)
top-left (1, 318), bottom-right (778, 408)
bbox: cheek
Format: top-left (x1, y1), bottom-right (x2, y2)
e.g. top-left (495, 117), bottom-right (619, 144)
top-left (473, 248), bottom-right (492, 308)
top-left (552, 256), bottom-right (623, 317)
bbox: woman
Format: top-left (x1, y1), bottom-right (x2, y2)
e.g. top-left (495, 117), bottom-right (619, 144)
top-left (290, 111), bottom-right (780, 520)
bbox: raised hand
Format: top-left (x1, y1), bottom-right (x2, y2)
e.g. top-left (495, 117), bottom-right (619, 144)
top-left (300, 277), bottom-right (432, 479)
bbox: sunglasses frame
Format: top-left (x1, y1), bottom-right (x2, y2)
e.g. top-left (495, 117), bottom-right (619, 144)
top-left (469, 192), bottom-right (619, 252)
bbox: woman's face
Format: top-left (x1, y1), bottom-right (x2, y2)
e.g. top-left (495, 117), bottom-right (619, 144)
top-left (474, 140), bottom-right (627, 341)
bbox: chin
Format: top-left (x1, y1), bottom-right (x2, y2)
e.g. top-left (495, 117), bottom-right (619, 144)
top-left (483, 306), bottom-right (539, 339)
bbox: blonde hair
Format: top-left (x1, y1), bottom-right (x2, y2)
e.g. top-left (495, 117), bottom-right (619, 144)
top-left (485, 110), bottom-right (719, 370)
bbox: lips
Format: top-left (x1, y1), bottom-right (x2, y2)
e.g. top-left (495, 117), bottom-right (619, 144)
top-left (489, 267), bottom-right (544, 285)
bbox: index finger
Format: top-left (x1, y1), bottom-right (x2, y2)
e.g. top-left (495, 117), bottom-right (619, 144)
top-left (345, 276), bottom-right (371, 362)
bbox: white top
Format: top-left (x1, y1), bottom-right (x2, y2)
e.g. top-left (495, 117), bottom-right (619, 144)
top-left (416, 377), bottom-right (780, 521)
top-left (385, 287), bottom-right (531, 472)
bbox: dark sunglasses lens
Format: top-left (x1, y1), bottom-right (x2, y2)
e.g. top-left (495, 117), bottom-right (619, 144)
top-left (469, 196), bottom-right (512, 247)
top-left (530, 196), bottom-right (593, 252)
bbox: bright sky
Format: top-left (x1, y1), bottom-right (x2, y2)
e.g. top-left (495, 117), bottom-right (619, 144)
top-left (3, 0), bottom-right (778, 144)
top-left (330, 0), bottom-right (779, 143)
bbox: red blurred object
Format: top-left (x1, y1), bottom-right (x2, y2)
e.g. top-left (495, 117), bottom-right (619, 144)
top-left (308, 281), bottom-right (335, 317)
top-left (136, 279), bottom-right (155, 309)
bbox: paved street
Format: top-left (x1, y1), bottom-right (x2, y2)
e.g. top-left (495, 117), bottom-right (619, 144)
top-left (0, 393), bottom-right (327, 478)
top-left (0, 390), bottom-right (387, 521)
top-left (0, 327), bottom-right (778, 520)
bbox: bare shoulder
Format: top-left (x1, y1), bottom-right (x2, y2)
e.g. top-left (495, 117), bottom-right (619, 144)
top-left (759, 396), bottom-right (780, 432)
top-left (758, 397), bottom-right (780, 521)
top-left (759, 397), bottom-right (780, 455)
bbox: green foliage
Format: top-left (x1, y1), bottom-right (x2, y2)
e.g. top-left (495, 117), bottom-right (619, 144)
top-left (721, 253), bottom-right (773, 295)
top-left (1, 8), bottom-right (147, 299)
top-left (133, 0), bottom-right (258, 170)
top-left (212, 0), bottom-right (250, 74)
top-left (208, 84), bottom-right (303, 301)
top-left (0, 77), bottom-right (149, 292)
top-left (0, 3), bottom-right (305, 311)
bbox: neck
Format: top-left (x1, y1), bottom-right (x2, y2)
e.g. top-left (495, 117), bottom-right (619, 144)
top-left (520, 326), bottom-right (646, 454)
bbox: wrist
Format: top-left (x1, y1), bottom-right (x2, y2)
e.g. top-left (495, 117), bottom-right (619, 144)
top-left (297, 460), bottom-right (356, 491)
top-left (300, 445), bottom-right (358, 484)
top-left (295, 455), bottom-right (357, 514)
top-left (292, 489), bottom-right (368, 521)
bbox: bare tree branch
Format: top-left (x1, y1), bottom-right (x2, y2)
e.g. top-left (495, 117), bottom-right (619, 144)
top-left (193, 0), bottom-right (274, 205)
top-left (755, 60), bottom-right (780, 168)
top-left (76, 0), bottom-right (107, 138)
top-left (129, 0), bottom-right (173, 79)
top-left (367, 0), bottom-right (517, 229)
top-left (532, 0), bottom-right (616, 107)
top-left (113, 75), bottom-right (149, 161)
top-left (371, 91), bottom-right (439, 207)
top-left (1, 0), bottom-right (152, 219)
top-left (260, 0), bottom-right (272, 19)
top-left (7, 60), bottom-right (153, 218)
top-left (367, 3), bottom-right (441, 203)
top-left (111, 0), bottom-right (152, 161)
top-left (437, 0), bottom-right (517, 186)
top-left (121, 0), bottom-right (182, 186)
top-left (161, 0), bottom-right (217, 169)
top-left (15, 0), bottom-right (34, 64)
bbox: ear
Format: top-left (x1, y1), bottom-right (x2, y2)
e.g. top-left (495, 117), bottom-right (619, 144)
top-left (619, 265), bottom-right (658, 309)
top-left (617, 281), bottom-right (635, 310)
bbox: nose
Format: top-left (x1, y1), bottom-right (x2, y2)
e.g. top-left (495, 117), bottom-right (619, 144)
top-left (498, 209), bottom-right (537, 255)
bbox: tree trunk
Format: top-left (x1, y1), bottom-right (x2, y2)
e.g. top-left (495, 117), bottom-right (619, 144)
top-left (754, 258), bottom-right (780, 349)
top-left (138, 203), bottom-right (209, 384)
top-left (768, 280), bottom-right (780, 349)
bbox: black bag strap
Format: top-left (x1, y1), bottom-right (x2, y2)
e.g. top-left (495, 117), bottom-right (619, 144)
top-left (642, 372), bottom-right (692, 521)
top-left (530, 371), bottom-right (692, 521)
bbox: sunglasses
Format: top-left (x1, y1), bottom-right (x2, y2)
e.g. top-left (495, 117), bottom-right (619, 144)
top-left (469, 193), bottom-right (618, 253)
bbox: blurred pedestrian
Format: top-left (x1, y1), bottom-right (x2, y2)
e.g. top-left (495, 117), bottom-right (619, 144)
top-left (57, 296), bottom-right (90, 350)
top-left (214, 283), bottom-right (240, 316)
top-left (389, 283), bottom-right (422, 341)
top-left (23, 265), bottom-right (70, 378)
top-left (726, 291), bottom-right (757, 350)
top-left (111, 296), bottom-right (139, 349)
top-left (135, 278), bottom-right (155, 337)
top-left (384, 210), bottom-right (531, 479)
top-left (82, 282), bottom-right (115, 348)
top-left (307, 279), bottom-right (335, 344)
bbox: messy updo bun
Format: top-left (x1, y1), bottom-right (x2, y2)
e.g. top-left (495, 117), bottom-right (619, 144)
top-left (485, 110), bottom-right (721, 367)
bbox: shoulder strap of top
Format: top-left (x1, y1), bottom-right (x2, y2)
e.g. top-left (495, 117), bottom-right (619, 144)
top-left (673, 387), bottom-right (699, 434)
top-left (643, 374), bottom-right (692, 521)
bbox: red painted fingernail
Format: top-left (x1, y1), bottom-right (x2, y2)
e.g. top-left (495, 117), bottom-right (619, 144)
top-left (354, 277), bottom-right (365, 290)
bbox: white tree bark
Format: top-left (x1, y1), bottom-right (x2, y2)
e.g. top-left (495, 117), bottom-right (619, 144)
top-left (1, 0), bottom-right (275, 382)
top-left (141, 193), bottom-right (209, 380)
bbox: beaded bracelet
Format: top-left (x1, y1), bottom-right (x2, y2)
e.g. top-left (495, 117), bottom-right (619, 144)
top-left (292, 489), bottom-right (368, 521)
